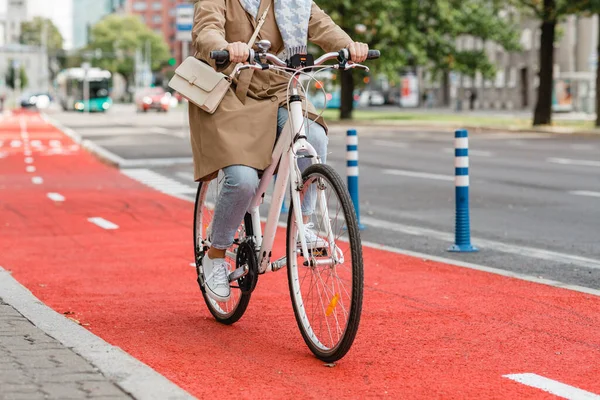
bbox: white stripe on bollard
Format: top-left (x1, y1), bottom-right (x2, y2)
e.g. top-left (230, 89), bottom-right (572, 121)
top-left (347, 135), bottom-right (358, 145)
top-left (347, 151), bottom-right (359, 161)
top-left (455, 137), bottom-right (469, 149)
top-left (455, 175), bottom-right (469, 187)
top-left (347, 166), bottom-right (359, 176)
top-left (455, 156), bottom-right (469, 168)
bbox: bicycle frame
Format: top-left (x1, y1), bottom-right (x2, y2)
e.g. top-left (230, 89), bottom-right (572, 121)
top-left (245, 89), bottom-right (320, 274)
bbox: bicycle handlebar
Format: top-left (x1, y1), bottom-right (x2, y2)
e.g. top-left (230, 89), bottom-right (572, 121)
top-left (209, 48), bottom-right (380, 66)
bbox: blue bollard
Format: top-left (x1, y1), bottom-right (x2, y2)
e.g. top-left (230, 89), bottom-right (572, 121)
top-left (347, 129), bottom-right (365, 230)
top-left (448, 129), bottom-right (478, 252)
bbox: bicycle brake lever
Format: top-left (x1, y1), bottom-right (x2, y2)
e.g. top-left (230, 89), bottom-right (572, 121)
top-left (344, 63), bottom-right (370, 72)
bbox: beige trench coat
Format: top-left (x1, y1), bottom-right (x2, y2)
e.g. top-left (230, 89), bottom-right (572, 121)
top-left (189, 0), bottom-right (353, 181)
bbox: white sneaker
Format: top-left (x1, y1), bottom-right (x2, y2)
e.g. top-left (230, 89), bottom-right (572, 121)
top-left (203, 254), bottom-right (231, 302)
top-left (298, 223), bottom-right (328, 250)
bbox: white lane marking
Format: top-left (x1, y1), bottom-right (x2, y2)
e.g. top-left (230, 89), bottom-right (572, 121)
top-left (383, 169), bottom-right (454, 182)
top-left (24, 157), bottom-right (34, 164)
top-left (570, 190), bottom-right (600, 198)
top-left (372, 140), bottom-right (408, 148)
top-left (49, 140), bottom-right (61, 148)
top-left (47, 193), bottom-right (65, 202)
top-left (548, 158), bottom-right (600, 168)
top-left (24, 150), bottom-right (32, 156)
top-left (503, 373), bottom-right (600, 399)
top-left (571, 144), bottom-right (595, 151)
top-left (443, 148), bottom-right (493, 157)
top-left (10, 140), bottom-right (22, 148)
top-left (30, 140), bottom-right (42, 148)
top-left (31, 177), bottom-right (43, 185)
top-left (88, 217), bottom-right (119, 230)
top-left (0, 140), bottom-right (3, 147)
top-left (360, 216), bottom-right (600, 270)
top-left (26, 166), bottom-right (36, 173)
top-left (150, 127), bottom-right (169, 134)
top-left (121, 168), bottom-right (197, 195)
top-left (176, 172), bottom-right (196, 181)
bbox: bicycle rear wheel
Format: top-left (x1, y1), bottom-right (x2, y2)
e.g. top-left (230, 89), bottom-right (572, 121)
top-left (194, 173), bottom-right (252, 325)
top-left (286, 164), bottom-right (364, 362)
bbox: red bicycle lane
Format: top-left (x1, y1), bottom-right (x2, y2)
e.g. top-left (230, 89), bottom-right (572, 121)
top-left (1, 111), bottom-right (599, 399)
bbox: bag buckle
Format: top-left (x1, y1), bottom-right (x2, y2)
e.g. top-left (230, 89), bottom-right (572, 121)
top-left (188, 76), bottom-right (197, 85)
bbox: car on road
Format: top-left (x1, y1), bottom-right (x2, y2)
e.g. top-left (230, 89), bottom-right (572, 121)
top-left (135, 87), bottom-right (172, 113)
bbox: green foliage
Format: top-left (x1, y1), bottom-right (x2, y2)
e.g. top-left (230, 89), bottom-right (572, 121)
top-left (5, 64), bottom-right (28, 90)
top-left (20, 17), bottom-right (64, 53)
top-left (317, 0), bottom-right (521, 80)
top-left (87, 15), bottom-right (170, 81)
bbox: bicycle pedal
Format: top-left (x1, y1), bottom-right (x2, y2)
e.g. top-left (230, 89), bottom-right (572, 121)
top-left (229, 265), bottom-right (248, 282)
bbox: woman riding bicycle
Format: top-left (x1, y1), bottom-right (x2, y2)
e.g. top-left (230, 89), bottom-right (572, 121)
top-left (190, 0), bottom-right (369, 302)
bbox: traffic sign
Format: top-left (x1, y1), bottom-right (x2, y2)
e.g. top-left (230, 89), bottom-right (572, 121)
top-left (176, 4), bottom-right (194, 42)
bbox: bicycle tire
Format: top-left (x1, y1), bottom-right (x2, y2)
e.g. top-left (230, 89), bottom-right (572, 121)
top-left (194, 179), bottom-right (252, 325)
top-left (286, 164), bottom-right (364, 362)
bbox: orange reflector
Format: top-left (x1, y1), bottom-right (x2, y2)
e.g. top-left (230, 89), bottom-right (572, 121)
top-left (325, 293), bottom-right (340, 316)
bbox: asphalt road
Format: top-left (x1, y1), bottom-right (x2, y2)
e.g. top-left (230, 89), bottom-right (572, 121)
top-left (47, 104), bottom-right (600, 289)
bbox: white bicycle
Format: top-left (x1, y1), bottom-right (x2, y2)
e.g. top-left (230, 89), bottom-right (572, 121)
top-left (194, 43), bottom-right (379, 362)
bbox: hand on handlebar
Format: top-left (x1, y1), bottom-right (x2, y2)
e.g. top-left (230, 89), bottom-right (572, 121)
top-left (347, 42), bottom-right (369, 63)
top-left (226, 42), bottom-right (251, 64)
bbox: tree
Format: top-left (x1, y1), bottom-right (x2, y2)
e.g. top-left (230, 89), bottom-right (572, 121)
top-left (6, 63), bottom-right (28, 90)
top-left (510, 0), bottom-right (591, 125)
top-left (20, 17), bottom-right (64, 53)
top-left (317, 0), bottom-right (520, 119)
top-left (87, 15), bottom-right (170, 88)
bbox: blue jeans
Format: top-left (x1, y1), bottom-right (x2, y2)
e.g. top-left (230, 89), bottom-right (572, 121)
top-left (210, 108), bottom-right (328, 250)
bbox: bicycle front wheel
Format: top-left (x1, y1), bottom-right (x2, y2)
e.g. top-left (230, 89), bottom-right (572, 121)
top-left (286, 164), bottom-right (364, 362)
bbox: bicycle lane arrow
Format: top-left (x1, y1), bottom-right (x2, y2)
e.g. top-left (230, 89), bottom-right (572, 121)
top-left (0, 111), bottom-right (599, 399)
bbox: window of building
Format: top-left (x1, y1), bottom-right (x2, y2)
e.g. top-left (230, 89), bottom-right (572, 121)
top-left (133, 1), bottom-right (147, 11)
top-left (153, 14), bottom-right (162, 23)
top-left (152, 2), bottom-right (162, 10)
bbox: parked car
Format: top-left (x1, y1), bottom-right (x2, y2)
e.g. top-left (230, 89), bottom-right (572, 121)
top-left (358, 90), bottom-right (386, 106)
top-left (20, 93), bottom-right (52, 110)
top-left (135, 87), bottom-right (171, 113)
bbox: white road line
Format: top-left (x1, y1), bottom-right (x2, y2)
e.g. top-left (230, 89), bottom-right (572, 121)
top-left (49, 140), bottom-right (61, 148)
top-left (443, 148), bottom-right (493, 157)
top-left (548, 158), bottom-right (600, 168)
top-left (30, 140), bottom-right (42, 148)
top-left (0, 140), bottom-right (3, 147)
top-left (26, 166), bottom-right (36, 173)
top-left (372, 140), bottom-right (408, 149)
top-left (47, 193), bottom-right (65, 202)
top-left (571, 144), bottom-right (595, 151)
top-left (176, 172), bottom-right (196, 181)
top-left (10, 140), bottom-right (22, 148)
top-left (383, 169), bottom-right (454, 182)
top-left (31, 177), bottom-right (43, 185)
top-left (570, 190), bottom-right (600, 198)
top-left (504, 373), bottom-right (600, 399)
top-left (23, 150), bottom-right (32, 156)
top-left (360, 216), bottom-right (600, 270)
top-left (24, 157), bottom-right (34, 164)
top-left (121, 169), bottom-right (197, 196)
top-left (88, 217), bottom-right (119, 230)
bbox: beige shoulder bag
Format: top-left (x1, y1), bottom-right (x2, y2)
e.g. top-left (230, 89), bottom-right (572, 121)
top-left (168, 5), bottom-right (270, 114)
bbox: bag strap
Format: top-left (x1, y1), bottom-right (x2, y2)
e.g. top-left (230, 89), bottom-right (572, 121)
top-left (229, 4), bottom-right (271, 78)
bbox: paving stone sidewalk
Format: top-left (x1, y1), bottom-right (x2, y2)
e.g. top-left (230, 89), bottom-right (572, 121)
top-left (0, 299), bottom-right (132, 400)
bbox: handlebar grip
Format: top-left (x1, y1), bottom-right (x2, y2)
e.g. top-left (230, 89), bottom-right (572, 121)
top-left (367, 50), bottom-right (380, 60)
top-left (210, 50), bottom-right (230, 62)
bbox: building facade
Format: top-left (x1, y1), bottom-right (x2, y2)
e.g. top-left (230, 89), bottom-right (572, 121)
top-left (72, 0), bottom-right (125, 49)
top-left (125, 0), bottom-right (192, 65)
top-left (3, 0), bottom-right (27, 45)
top-left (424, 15), bottom-right (599, 113)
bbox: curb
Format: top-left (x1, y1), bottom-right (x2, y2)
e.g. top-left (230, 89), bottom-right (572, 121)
top-left (0, 267), bottom-right (196, 400)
